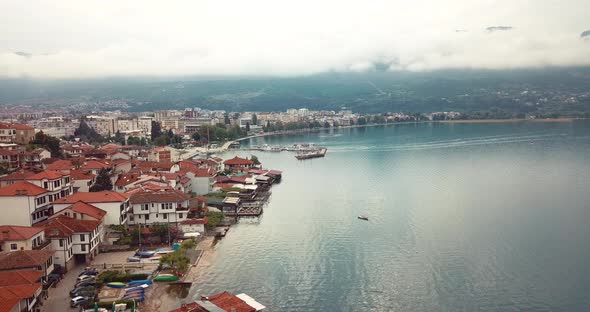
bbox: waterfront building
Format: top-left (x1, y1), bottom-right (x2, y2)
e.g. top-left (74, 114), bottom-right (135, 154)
top-left (127, 191), bottom-right (190, 226)
top-left (171, 291), bottom-right (265, 312)
top-left (223, 156), bottom-right (254, 172)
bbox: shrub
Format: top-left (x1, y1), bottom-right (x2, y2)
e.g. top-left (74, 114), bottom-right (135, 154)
top-left (129, 273), bottom-right (149, 280)
top-left (97, 270), bottom-right (131, 283)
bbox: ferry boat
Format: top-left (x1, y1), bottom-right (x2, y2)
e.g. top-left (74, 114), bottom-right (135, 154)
top-left (295, 148), bottom-right (327, 160)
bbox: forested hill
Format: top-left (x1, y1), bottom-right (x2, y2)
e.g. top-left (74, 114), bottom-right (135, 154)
top-left (1, 67), bottom-right (590, 116)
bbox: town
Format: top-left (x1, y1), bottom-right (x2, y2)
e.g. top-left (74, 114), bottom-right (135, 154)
top-left (0, 113), bottom-right (287, 312)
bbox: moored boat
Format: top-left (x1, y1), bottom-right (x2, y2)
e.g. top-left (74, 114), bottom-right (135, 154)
top-left (127, 280), bottom-right (152, 286)
top-left (295, 148), bottom-right (327, 160)
top-left (106, 282), bottom-right (127, 288)
top-left (153, 274), bottom-right (180, 282)
top-left (357, 215), bottom-right (369, 221)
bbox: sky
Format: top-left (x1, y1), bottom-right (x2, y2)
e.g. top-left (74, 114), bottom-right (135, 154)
top-left (0, 0), bottom-right (589, 78)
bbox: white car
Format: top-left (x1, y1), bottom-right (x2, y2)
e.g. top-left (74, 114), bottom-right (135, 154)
top-left (70, 296), bottom-right (88, 308)
top-left (76, 275), bottom-right (95, 282)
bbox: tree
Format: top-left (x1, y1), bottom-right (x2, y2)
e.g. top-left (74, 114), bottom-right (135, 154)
top-left (323, 121), bottom-right (331, 128)
top-left (251, 114), bottom-right (257, 125)
top-left (205, 211), bottom-right (224, 229)
top-left (191, 132), bottom-right (201, 142)
top-left (75, 119), bottom-right (104, 143)
top-left (245, 122), bottom-right (250, 132)
top-left (33, 131), bottom-right (62, 158)
top-left (154, 135), bottom-right (168, 146)
top-left (250, 155), bottom-right (261, 166)
top-left (90, 168), bottom-right (113, 192)
top-left (151, 121), bottom-right (162, 139)
top-left (114, 131), bottom-right (125, 145)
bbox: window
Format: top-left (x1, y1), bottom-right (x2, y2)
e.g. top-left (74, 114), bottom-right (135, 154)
top-left (80, 234), bottom-right (85, 241)
top-left (43, 181), bottom-right (48, 189)
top-left (141, 204), bottom-right (149, 211)
top-left (81, 245), bottom-right (86, 252)
top-left (145, 214), bottom-right (150, 220)
top-left (155, 213), bottom-right (159, 218)
top-left (161, 203), bottom-right (172, 209)
top-left (59, 239), bottom-right (63, 247)
top-left (179, 213), bottom-right (183, 219)
top-left (10, 244), bottom-right (17, 250)
top-left (163, 214), bottom-right (167, 220)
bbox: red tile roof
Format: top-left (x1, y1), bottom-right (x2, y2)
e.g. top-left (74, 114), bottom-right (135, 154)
top-left (180, 217), bottom-right (208, 225)
top-left (207, 292), bottom-right (256, 312)
top-left (0, 170), bottom-right (36, 181)
top-left (0, 270), bottom-right (43, 286)
top-left (11, 124), bottom-right (34, 130)
top-left (66, 201), bottom-right (107, 220)
top-left (223, 156), bottom-right (254, 166)
top-left (45, 159), bottom-right (74, 171)
top-left (69, 170), bottom-right (95, 181)
top-left (129, 191), bottom-right (190, 204)
top-left (99, 143), bottom-right (121, 151)
top-left (0, 122), bottom-right (14, 129)
top-left (0, 149), bottom-right (18, 156)
top-left (0, 250), bottom-right (55, 270)
top-left (115, 173), bottom-right (141, 187)
top-left (0, 225), bottom-right (43, 241)
top-left (0, 283), bottom-right (42, 301)
top-left (0, 181), bottom-right (47, 196)
top-left (27, 170), bottom-right (66, 180)
top-left (40, 215), bottom-right (100, 238)
top-left (53, 191), bottom-right (129, 204)
top-left (81, 160), bottom-right (110, 170)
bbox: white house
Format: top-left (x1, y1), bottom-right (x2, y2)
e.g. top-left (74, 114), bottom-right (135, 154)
top-left (178, 217), bottom-right (208, 236)
top-left (128, 191), bottom-right (191, 226)
top-left (185, 168), bottom-right (216, 195)
top-left (0, 182), bottom-right (53, 225)
top-left (26, 170), bottom-right (73, 201)
top-left (53, 191), bottom-right (130, 225)
top-left (0, 225), bottom-right (50, 252)
top-left (40, 215), bottom-right (103, 267)
top-left (70, 170), bottom-right (96, 193)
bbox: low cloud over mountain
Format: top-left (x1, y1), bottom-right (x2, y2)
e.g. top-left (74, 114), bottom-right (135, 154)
top-left (1, 0), bottom-right (589, 78)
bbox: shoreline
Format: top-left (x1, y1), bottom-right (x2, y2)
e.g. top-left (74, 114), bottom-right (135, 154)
top-left (232, 117), bottom-right (578, 144)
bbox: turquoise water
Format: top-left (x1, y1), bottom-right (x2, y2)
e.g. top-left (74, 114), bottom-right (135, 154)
top-left (187, 121), bottom-right (590, 311)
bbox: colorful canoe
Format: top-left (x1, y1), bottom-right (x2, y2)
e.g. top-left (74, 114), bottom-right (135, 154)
top-left (128, 280), bottom-right (152, 286)
top-left (106, 282), bottom-right (126, 288)
top-left (153, 274), bottom-right (179, 282)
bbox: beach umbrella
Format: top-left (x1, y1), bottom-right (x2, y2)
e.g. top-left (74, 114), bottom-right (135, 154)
top-left (131, 299), bottom-right (136, 312)
top-left (94, 302), bottom-right (98, 312)
top-left (112, 302), bottom-right (116, 312)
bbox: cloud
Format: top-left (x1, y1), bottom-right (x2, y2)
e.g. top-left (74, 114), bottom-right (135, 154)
top-left (0, 0), bottom-right (589, 78)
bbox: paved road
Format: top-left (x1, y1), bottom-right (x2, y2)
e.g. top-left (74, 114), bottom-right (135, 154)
top-left (42, 265), bottom-right (85, 312)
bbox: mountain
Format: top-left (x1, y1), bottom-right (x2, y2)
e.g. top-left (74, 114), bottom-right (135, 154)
top-left (1, 67), bottom-right (590, 116)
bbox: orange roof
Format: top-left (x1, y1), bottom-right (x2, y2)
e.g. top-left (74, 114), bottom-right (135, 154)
top-left (115, 173), bottom-right (140, 187)
top-left (0, 181), bottom-right (47, 196)
top-left (81, 160), bottom-right (110, 170)
top-left (40, 215), bottom-right (99, 238)
top-left (54, 191), bottom-right (129, 204)
top-left (0, 270), bottom-right (42, 286)
top-left (11, 124), bottom-right (34, 130)
top-left (0, 225), bottom-right (43, 241)
top-left (27, 170), bottom-right (65, 180)
top-left (0, 250), bottom-right (55, 270)
top-left (69, 170), bottom-right (95, 181)
top-left (224, 156), bottom-right (254, 166)
top-left (0, 122), bottom-right (14, 129)
top-left (66, 201), bottom-right (106, 220)
top-left (0, 283), bottom-right (42, 299)
top-left (207, 292), bottom-right (256, 312)
top-left (45, 159), bottom-right (74, 171)
top-left (0, 170), bottom-right (36, 181)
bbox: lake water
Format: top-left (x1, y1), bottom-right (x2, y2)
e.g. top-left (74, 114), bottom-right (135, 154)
top-left (187, 121), bottom-right (590, 312)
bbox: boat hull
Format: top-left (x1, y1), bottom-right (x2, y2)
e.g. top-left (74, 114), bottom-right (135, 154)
top-left (106, 282), bottom-right (126, 288)
top-left (153, 275), bottom-right (180, 282)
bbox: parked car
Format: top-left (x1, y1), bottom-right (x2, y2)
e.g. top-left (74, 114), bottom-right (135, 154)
top-left (70, 286), bottom-right (95, 297)
top-left (78, 268), bottom-right (98, 276)
top-left (77, 275), bottom-right (95, 282)
top-left (70, 296), bottom-right (89, 308)
top-left (74, 280), bottom-right (96, 288)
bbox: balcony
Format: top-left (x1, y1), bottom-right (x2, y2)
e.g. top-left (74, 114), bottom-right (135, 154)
top-left (32, 240), bottom-right (52, 250)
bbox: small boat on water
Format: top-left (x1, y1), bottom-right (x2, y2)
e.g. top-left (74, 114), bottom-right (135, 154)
top-left (358, 215), bottom-right (369, 221)
top-left (153, 274), bottom-right (180, 282)
top-left (106, 282), bottom-right (127, 288)
top-left (295, 148), bottom-right (327, 160)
